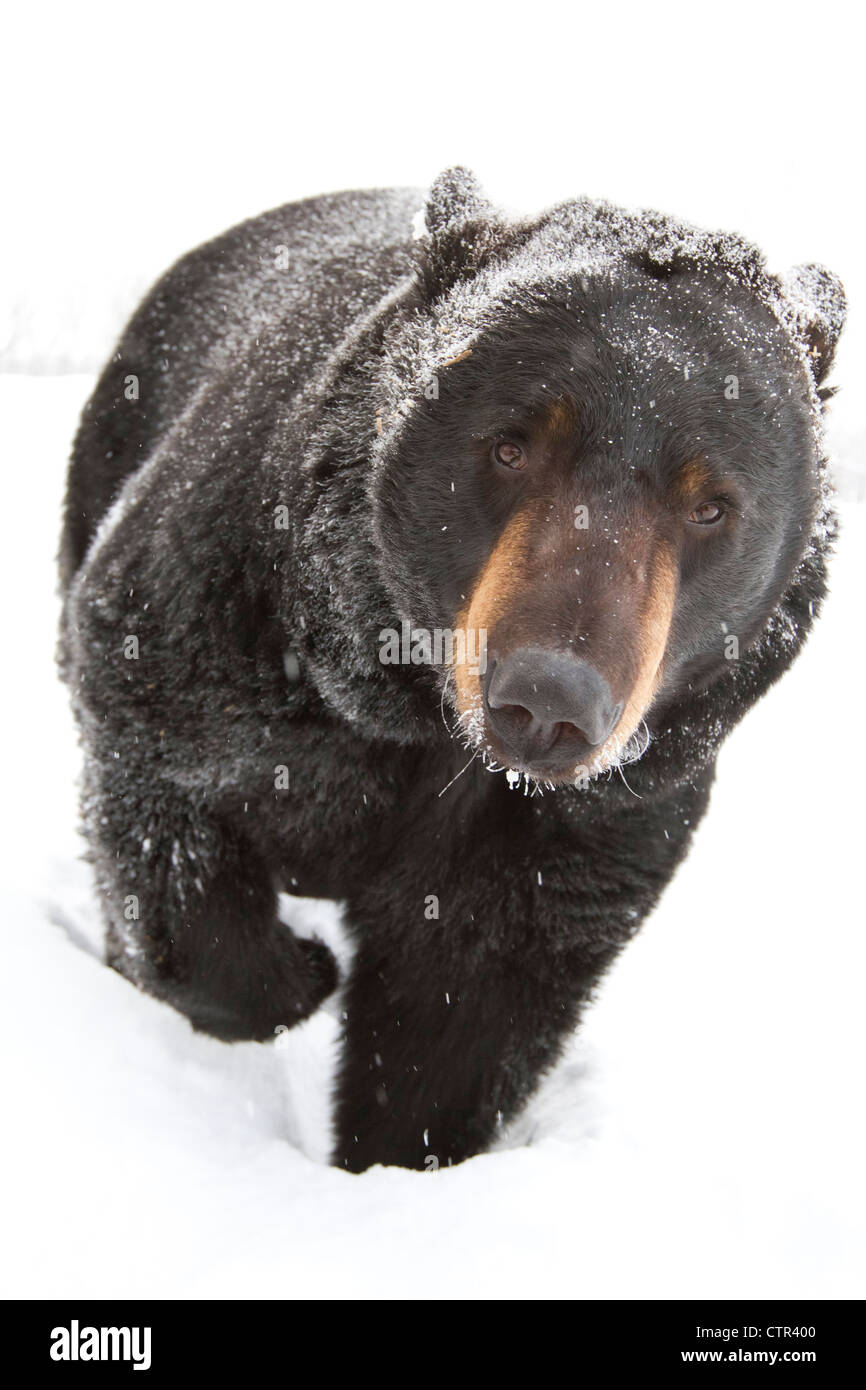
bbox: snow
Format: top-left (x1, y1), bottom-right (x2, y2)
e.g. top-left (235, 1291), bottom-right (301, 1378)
top-left (4, 0), bottom-right (866, 1290)
top-left (1, 366), bottom-right (864, 1300)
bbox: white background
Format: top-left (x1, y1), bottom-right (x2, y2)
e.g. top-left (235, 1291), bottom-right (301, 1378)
top-left (1, 1), bottom-right (863, 1298)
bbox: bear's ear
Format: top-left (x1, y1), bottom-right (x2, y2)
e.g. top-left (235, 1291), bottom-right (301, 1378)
top-left (778, 262), bottom-right (847, 390)
top-left (418, 165), bottom-right (526, 300)
top-left (424, 165), bottom-right (494, 237)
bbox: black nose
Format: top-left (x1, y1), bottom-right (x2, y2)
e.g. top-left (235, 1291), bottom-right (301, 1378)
top-left (484, 647), bottom-right (622, 769)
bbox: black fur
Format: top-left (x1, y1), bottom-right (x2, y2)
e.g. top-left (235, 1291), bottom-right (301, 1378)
top-left (59, 168), bottom-right (845, 1171)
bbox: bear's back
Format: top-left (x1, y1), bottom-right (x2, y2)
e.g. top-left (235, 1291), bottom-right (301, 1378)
top-left (60, 186), bottom-right (422, 584)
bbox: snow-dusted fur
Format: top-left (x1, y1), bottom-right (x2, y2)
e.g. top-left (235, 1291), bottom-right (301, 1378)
top-left (59, 168), bottom-right (845, 1171)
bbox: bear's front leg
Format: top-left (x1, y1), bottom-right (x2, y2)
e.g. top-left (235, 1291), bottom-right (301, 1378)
top-left (86, 770), bottom-right (337, 1042)
top-left (333, 877), bottom-right (617, 1172)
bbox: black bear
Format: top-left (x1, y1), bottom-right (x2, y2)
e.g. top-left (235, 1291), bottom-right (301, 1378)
top-left (59, 167), bottom-right (845, 1172)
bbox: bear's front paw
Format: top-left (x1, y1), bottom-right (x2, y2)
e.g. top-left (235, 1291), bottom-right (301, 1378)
top-left (185, 933), bottom-right (339, 1043)
top-left (297, 935), bottom-right (339, 1007)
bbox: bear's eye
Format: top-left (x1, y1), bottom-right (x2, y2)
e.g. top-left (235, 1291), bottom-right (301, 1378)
top-left (491, 440), bottom-right (526, 470)
top-left (688, 501), bottom-right (726, 526)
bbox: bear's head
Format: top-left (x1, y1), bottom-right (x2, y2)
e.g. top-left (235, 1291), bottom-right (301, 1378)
top-left (367, 168), bottom-right (845, 787)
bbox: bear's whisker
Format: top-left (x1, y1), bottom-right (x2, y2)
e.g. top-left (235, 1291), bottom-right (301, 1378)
top-left (437, 750), bottom-right (479, 798)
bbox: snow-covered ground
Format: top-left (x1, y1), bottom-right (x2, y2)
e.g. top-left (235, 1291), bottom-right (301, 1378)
top-left (0, 371), bottom-right (863, 1300)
